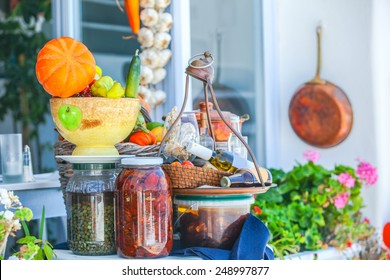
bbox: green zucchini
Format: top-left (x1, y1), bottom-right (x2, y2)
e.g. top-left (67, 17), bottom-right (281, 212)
top-left (125, 49), bottom-right (141, 98)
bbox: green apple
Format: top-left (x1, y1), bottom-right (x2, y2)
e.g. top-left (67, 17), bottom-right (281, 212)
top-left (58, 105), bottom-right (82, 131)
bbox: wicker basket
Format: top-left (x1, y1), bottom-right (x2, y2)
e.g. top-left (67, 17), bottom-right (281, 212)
top-left (54, 140), bottom-right (160, 204)
top-left (54, 141), bottom-right (75, 204)
top-left (162, 164), bottom-right (231, 189)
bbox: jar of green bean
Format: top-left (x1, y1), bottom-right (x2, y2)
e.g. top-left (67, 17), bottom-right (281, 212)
top-left (66, 162), bottom-right (117, 255)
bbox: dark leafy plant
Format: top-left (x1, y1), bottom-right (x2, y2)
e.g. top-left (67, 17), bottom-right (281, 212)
top-left (0, 0), bottom-right (51, 172)
top-left (252, 150), bottom-right (379, 258)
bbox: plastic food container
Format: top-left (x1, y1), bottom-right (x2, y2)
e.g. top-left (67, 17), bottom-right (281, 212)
top-left (174, 195), bottom-right (254, 249)
top-left (66, 163), bottom-right (117, 256)
top-left (115, 157), bottom-right (173, 258)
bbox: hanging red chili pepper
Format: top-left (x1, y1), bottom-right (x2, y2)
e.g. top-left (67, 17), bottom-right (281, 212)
top-left (124, 0), bottom-right (140, 34)
top-left (383, 222), bottom-right (390, 249)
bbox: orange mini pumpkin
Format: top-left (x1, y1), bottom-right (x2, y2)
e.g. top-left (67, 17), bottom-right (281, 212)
top-left (36, 36), bottom-right (96, 98)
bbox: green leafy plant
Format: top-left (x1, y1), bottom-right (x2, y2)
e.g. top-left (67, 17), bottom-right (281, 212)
top-left (0, 188), bottom-right (55, 260)
top-left (252, 150), bottom-right (379, 258)
top-left (13, 206), bottom-right (55, 260)
top-left (266, 235), bottom-right (300, 260)
top-left (0, 189), bottom-right (32, 260)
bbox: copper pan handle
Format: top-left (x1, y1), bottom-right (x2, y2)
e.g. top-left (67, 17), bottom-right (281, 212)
top-left (310, 25), bottom-right (326, 84)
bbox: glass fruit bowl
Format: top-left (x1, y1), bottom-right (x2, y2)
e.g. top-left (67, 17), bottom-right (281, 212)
top-left (50, 97), bottom-right (139, 156)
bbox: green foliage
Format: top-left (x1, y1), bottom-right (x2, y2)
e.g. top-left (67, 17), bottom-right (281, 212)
top-left (14, 207), bottom-right (33, 221)
top-left (0, 223), bottom-right (5, 241)
top-left (0, 0), bottom-right (51, 123)
top-left (0, 0), bottom-right (51, 172)
top-left (253, 160), bottom-right (373, 257)
top-left (14, 206), bottom-right (56, 260)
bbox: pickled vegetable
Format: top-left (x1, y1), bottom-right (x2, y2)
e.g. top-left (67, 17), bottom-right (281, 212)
top-left (179, 211), bottom-right (248, 250)
top-left (116, 164), bottom-right (173, 258)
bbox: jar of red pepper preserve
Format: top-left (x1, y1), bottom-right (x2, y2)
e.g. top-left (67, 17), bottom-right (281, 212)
top-left (115, 157), bottom-right (173, 258)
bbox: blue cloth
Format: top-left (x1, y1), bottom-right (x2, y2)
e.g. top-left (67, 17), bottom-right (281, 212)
top-left (53, 242), bottom-right (68, 250)
top-left (170, 214), bottom-right (274, 260)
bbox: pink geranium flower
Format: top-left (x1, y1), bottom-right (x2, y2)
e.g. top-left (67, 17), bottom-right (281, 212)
top-left (303, 149), bottom-right (320, 163)
top-left (338, 172), bottom-right (356, 188)
top-left (334, 192), bottom-right (349, 209)
top-left (356, 160), bottom-right (378, 186)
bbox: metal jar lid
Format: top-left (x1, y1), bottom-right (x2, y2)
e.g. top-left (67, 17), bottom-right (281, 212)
top-left (72, 163), bottom-right (116, 170)
top-left (120, 157), bottom-right (163, 166)
top-left (174, 194), bottom-right (254, 208)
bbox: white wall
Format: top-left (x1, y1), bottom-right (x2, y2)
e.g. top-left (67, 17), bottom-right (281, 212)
top-left (270, 0), bottom-right (390, 228)
top-left (371, 0), bottom-right (390, 230)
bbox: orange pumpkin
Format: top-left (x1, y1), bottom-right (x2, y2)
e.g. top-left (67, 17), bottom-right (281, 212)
top-left (36, 36), bottom-right (96, 97)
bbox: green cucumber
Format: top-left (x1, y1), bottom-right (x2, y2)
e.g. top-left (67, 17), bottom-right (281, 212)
top-left (125, 49), bottom-right (141, 98)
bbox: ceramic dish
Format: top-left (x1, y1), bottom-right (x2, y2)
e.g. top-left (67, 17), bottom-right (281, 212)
top-left (56, 155), bottom-right (134, 164)
top-left (172, 184), bottom-right (277, 197)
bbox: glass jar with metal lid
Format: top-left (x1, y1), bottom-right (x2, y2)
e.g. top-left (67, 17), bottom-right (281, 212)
top-left (115, 157), bottom-right (173, 258)
top-left (66, 162), bottom-right (117, 255)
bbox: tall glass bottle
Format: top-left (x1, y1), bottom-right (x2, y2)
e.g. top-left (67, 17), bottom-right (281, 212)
top-left (199, 112), bottom-right (214, 150)
top-left (227, 115), bottom-right (245, 159)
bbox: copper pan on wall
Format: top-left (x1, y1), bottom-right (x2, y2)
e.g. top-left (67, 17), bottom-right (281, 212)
top-left (289, 26), bottom-right (353, 148)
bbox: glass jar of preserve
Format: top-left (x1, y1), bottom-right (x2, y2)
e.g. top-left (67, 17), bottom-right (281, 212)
top-left (66, 163), bottom-right (117, 255)
top-left (116, 157), bottom-right (173, 258)
top-left (174, 194), bottom-right (254, 249)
